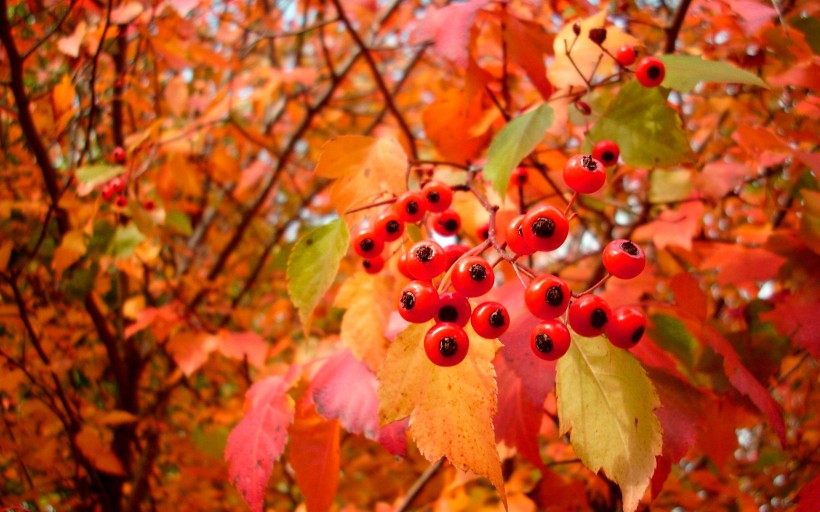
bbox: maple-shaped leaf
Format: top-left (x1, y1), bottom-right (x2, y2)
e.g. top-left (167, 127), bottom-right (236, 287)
top-left (333, 271), bottom-right (392, 371)
top-left (556, 333), bottom-right (662, 512)
top-left (699, 243), bottom-right (786, 287)
top-left (378, 322), bottom-right (506, 505)
top-left (503, 13), bottom-right (553, 100)
top-left (761, 287), bottom-right (820, 357)
top-left (411, 0), bottom-right (491, 66)
top-left (310, 349), bottom-right (379, 438)
top-left (225, 373), bottom-right (297, 512)
top-left (633, 200), bottom-right (704, 251)
top-left (314, 135), bottom-right (407, 229)
top-left (288, 399), bottom-right (340, 512)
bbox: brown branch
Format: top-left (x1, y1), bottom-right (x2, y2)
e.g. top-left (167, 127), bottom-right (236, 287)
top-left (664, 0), bottom-right (692, 53)
top-left (396, 458), bottom-right (445, 512)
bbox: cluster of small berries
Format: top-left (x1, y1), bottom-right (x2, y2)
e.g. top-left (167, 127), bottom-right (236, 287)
top-left (98, 147), bottom-right (155, 211)
top-left (614, 45), bottom-right (666, 88)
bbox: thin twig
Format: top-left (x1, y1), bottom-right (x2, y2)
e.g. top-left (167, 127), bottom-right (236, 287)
top-left (396, 458), bottom-right (445, 512)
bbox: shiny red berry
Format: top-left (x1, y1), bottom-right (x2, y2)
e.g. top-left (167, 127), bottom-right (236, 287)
top-left (435, 291), bottom-right (471, 327)
top-left (397, 251), bottom-right (414, 279)
top-left (406, 240), bottom-right (447, 280)
top-left (636, 56), bottom-right (665, 87)
top-left (476, 222), bottom-right (490, 241)
top-left (524, 274), bottom-right (571, 320)
top-left (394, 191), bottom-right (427, 223)
top-left (143, 199), bottom-right (156, 211)
top-left (115, 195), bottom-right (128, 208)
top-left (421, 180), bottom-right (453, 213)
top-left (444, 243), bottom-right (470, 268)
top-left (102, 183), bottom-right (116, 201)
top-left (592, 140), bottom-right (620, 167)
top-left (375, 211), bottom-right (405, 242)
top-left (602, 239), bottom-right (646, 279)
top-left (432, 209), bottom-right (461, 237)
top-left (352, 228), bottom-right (384, 259)
top-left (568, 294), bottom-right (612, 337)
top-left (615, 45), bottom-right (637, 66)
top-left (505, 215), bottom-right (535, 256)
top-left (424, 322), bottom-right (469, 367)
top-left (362, 255), bottom-right (385, 274)
top-left (471, 301), bottom-right (510, 339)
top-left (112, 146), bottom-right (126, 164)
top-left (563, 154), bottom-right (606, 194)
top-left (530, 320), bottom-right (571, 361)
top-left (109, 177), bottom-right (125, 194)
top-left (398, 280), bottom-right (439, 323)
top-left (521, 205), bottom-right (569, 252)
top-left (607, 306), bottom-right (647, 349)
top-left (511, 166), bottom-right (528, 186)
top-left (451, 256), bottom-right (495, 297)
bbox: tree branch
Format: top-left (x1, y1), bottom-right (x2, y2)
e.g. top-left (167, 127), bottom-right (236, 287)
top-left (664, 0), bottom-right (692, 53)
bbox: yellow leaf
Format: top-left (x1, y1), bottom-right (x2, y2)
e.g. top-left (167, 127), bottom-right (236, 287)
top-left (52, 230), bottom-right (87, 277)
top-left (165, 75), bottom-right (189, 118)
top-left (556, 333), bottom-right (662, 512)
top-left (76, 426), bottom-right (126, 476)
top-left (53, 74), bottom-right (76, 114)
top-left (378, 322), bottom-right (506, 505)
top-left (334, 271), bottom-right (392, 371)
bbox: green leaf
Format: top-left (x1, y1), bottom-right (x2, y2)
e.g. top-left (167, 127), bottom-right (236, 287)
top-left (109, 223), bottom-right (145, 259)
top-left (660, 54), bottom-right (769, 92)
top-left (286, 219), bottom-right (349, 332)
top-left (556, 333), bottom-right (662, 512)
top-left (588, 81), bottom-right (692, 168)
top-left (650, 169), bottom-right (692, 203)
top-left (484, 104), bottom-right (553, 201)
top-left (647, 314), bottom-right (698, 368)
top-left (166, 210), bottom-right (193, 236)
top-left (76, 165), bottom-right (126, 188)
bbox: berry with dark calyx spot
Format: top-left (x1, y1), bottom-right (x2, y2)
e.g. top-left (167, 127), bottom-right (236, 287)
top-left (398, 280), bottom-right (439, 323)
top-left (588, 27), bottom-right (607, 45)
top-left (352, 228), bottom-right (384, 259)
top-left (530, 320), bottom-right (571, 361)
top-left (568, 294), bottom-right (612, 337)
top-left (143, 199), bottom-right (156, 211)
top-left (505, 215), bottom-right (535, 256)
top-left (592, 140), bottom-right (620, 167)
top-left (421, 180), bottom-right (453, 213)
top-left (444, 243), bottom-right (470, 268)
top-left (471, 301), bottom-right (510, 339)
top-left (375, 210), bottom-right (405, 242)
top-left (615, 45), bottom-right (637, 67)
top-left (602, 239), bottom-right (646, 279)
top-left (636, 56), bottom-right (665, 87)
top-left (397, 251), bottom-right (414, 279)
top-left (522, 205), bottom-right (569, 252)
top-left (362, 255), bottom-right (385, 274)
top-left (574, 100), bottom-right (591, 116)
top-left (476, 222), bottom-right (490, 241)
top-left (112, 146), bottom-right (126, 164)
top-left (424, 322), bottom-right (469, 367)
top-left (563, 154), bottom-right (606, 194)
top-left (511, 166), bottom-right (528, 186)
top-left (394, 191), bottom-right (427, 223)
top-left (435, 291), bottom-right (471, 327)
top-left (432, 209), bottom-right (461, 237)
top-left (102, 183), bottom-right (116, 201)
top-left (110, 177), bottom-right (125, 194)
top-left (524, 274), bottom-right (571, 319)
top-left (607, 306), bottom-right (647, 349)
top-left (406, 240), bottom-right (447, 280)
top-left (115, 195), bottom-right (128, 208)
top-left (452, 256), bottom-right (495, 297)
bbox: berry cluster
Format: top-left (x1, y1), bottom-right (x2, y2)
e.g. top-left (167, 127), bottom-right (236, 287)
top-left (614, 44), bottom-right (666, 88)
top-left (98, 147), bottom-right (156, 211)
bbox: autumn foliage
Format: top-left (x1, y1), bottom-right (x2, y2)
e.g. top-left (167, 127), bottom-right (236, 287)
top-left (1, 0), bottom-right (820, 511)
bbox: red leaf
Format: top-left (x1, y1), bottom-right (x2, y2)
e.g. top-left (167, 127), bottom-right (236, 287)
top-left (650, 455), bottom-right (672, 499)
top-left (289, 400), bottom-right (340, 512)
top-left (412, 0), bottom-right (491, 66)
top-left (694, 161), bottom-right (755, 201)
top-left (309, 349), bottom-right (379, 438)
top-left (493, 355), bottom-right (546, 469)
top-left (633, 200), bottom-right (704, 251)
top-left (218, 331), bottom-right (268, 369)
top-left (761, 287), bottom-right (820, 357)
top-left (647, 367), bottom-right (708, 462)
top-left (670, 272), bottom-right (708, 321)
top-left (225, 373), bottom-right (297, 512)
top-left (503, 14), bottom-right (553, 100)
top-left (699, 244), bottom-right (786, 287)
top-left (377, 418), bottom-right (408, 457)
top-left (797, 472), bottom-right (820, 512)
top-left (769, 59), bottom-right (820, 91)
top-left (533, 468), bottom-right (590, 510)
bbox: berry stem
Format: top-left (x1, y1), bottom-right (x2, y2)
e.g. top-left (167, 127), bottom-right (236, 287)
top-left (572, 273), bottom-right (611, 298)
top-left (345, 196), bottom-right (397, 215)
top-left (564, 191), bottom-right (578, 216)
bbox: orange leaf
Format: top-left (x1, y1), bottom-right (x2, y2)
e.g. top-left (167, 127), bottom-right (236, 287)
top-left (167, 331), bottom-right (217, 376)
top-left (76, 426), bottom-right (126, 476)
top-left (288, 399), bottom-right (340, 512)
top-left (333, 271), bottom-right (392, 371)
top-left (422, 88), bottom-right (491, 164)
top-left (217, 330), bottom-right (268, 369)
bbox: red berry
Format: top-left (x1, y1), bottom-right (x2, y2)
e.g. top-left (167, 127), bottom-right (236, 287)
top-left (505, 215), bottom-right (535, 256)
top-left (424, 322), bottom-right (469, 367)
top-left (607, 306), bottom-right (647, 349)
top-left (102, 183), bottom-right (116, 201)
top-left (432, 209), bottom-right (461, 237)
top-left (375, 211), bottom-right (405, 242)
top-left (471, 301), bottom-right (510, 339)
top-left (574, 100), bottom-right (592, 116)
top-left (602, 239), bottom-right (646, 279)
top-left (406, 240), bottom-right (447, 280)
top-left (636, 56), bottom-right (665, 87)
top-left (435, 291), bottom-right (471, 327)
top-left (476, 222), bottom-right (490, 241)
top-left (362, 255), bottom-right (385, 274)
top-left (451, 256), bottom-right (495, 297)
top-left (521, 205), bottom-right (569, 252)
top-left (352, 228), bottom-right (384, 259)
top-left (524, 274), bottom-right (571, 320)
top-left (615, 45), bottom-right (637, 67)
top-left (444, 243), bottom-right (470, 268)
top-left (115, 195), bottom-right (128, 208)
top-left (143, 199), bottom-right (156, 211)
top-left (530, 320), bottom-right (571, 361)
top-left (563, 154), bottom-right (606, 194)
top-left (397, 251), bottom-right (414, 279)
top-left (592, 140), bottom-right (620, 167)
top-left (421, 180), bottom-right (453, 213)
top-left (109, 177), bottom-right (125, 194)
top-left (568, 294), bottom-right (612, 337)
top-left (112, 146), bottom-right (126, 164)
top-left (394, 191), bottom-right (427, 223)
top-left (398, 280), bottom-right (439, 323)
top-left (511, 166), bottom-right (528, 186)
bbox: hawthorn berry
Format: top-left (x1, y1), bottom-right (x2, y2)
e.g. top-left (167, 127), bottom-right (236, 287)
top-left (471, 301), bottom-right (510, 339)
top-left (406, 240), bottom-right (447, 280)
top-left (362, 255), bottom-right (385, 274)
top-left (592, 140), bottom-right (620, 167)
top-left (521, 205), bottom-right (569, 252)
top-left (424, 322), bottom-right (469, 367)
top-left (109, 177), bottom-right (125, 194)
top-left (352, 228), bottom-right (384, 259)
top-left (101, 183), bottom-right (116, 201)
top-left (530, 320), bottom-right (571, 361)
top-left (375, 210), bottom-right (405, 242)
top-left (602, 239), bottom-right (646, 279)
top-left (568, 294), bottom-right (612, 337)
top-left (451, 256), bottom-right (495, 297)
top-left (574, 100), bottom-right (592, 116)
top-left (524, 274), bottom-right (571, 319)
top-left (115, 195), bottom-right (128, 208)
top-left (435, 291), bottom-right (471, 327)
top-left (563, 154), bottom-right (606, 194)
top-left (394, 191), bottom-right (427, 223)
top-left (421, 180), bottom-right (453, 213)
top-left (511, 166), bottom-right (528, 186)
top-left (615, 45), bottom-right (637, 67)
top-left (112, 146), bottom-right (126, 164)
top-left (476, 222), bottom-right (490, 241)
top-left (505, 215), bottom-right (535, 256)
top-left (397, 251), bottom-right (414, 279)
top-left (636, 56), bottom-right (665, 87)
top-left (143, 199), bottom-right (156, 211)
top-left (606, 306), bottom-right (647, 349)
top-left (432, 209), bottom-right (461, 237)
top-left (444, 243), bottom-right (470, 268)
top-left (398, 280), bottom-right (439, 323)
top-left (588, 27), bottom-right (607, 45)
